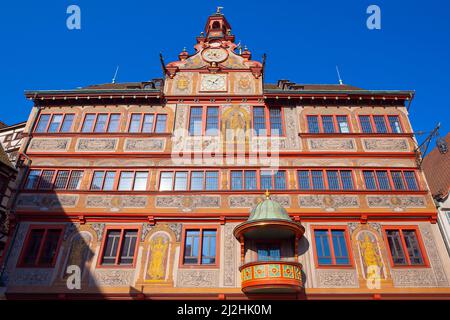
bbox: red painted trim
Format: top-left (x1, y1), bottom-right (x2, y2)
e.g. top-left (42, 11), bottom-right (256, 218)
top-left (357, 114), bottom-right (406, 134)
top-left (381, 225), bottom-right (430, 268)
top-left (89, 169), bottom-right (149, 191)
top-left (310, 225), bottom-right (354, 268)
top-left (17, 224), bottom-right (65, 268)
top-left (33, 113), bottom-right (76, 133)
top-left (179, 224), bottom-right (220, 269)
top-left (96, 225), bottom-right (142, 268)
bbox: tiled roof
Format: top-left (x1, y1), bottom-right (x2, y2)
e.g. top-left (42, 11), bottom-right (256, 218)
top-left (0, 121), bottom-right (7, 129)
top-left (422, 132), bottom-right (450, 200)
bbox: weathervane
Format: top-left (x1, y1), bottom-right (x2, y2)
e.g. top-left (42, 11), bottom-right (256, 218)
top-left (216, 6), bottom-right (224, 14)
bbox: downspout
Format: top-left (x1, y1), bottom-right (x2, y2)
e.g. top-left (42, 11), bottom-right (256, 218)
top-left (0, 100), bottom-right (41, 285)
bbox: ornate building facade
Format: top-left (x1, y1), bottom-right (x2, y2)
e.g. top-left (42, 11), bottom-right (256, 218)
top-left (1, 10), bottom-right (450, 299)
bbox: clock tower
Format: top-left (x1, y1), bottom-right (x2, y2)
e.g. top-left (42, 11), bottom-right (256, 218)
top-left (163, 8), bottom-right (263, 96)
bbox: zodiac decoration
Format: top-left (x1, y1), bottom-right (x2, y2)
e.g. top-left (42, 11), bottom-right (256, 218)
top-left (147, 234), bottom-right (170, 281)
top-left (176, 75), bottom-right (190, 90)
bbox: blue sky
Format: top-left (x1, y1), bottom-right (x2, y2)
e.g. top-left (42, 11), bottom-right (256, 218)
top-left (0, 0), bottom-right (449, 142)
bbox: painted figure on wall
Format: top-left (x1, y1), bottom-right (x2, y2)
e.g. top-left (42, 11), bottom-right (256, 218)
top-left (222, 108), bottom-right (250, 148)
top-left (63, 233), bottom-right (92, 279)
top-left (358, 232), bottom-right (385, 279)
top-left (147, 234), bottom-right (169, 281)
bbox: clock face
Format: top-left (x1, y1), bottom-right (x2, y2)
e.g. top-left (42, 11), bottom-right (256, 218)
top-left (202, 48), bottom-right (228, 63)
top-left (201, 74), bottom-right (227, 91)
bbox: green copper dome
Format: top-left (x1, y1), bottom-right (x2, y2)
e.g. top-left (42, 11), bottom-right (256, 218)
top-left (248, 193), bottom-right (293, 222)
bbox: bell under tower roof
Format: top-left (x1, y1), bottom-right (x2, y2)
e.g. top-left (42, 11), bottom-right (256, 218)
top-left (201, 7), bottom-right (235, 42)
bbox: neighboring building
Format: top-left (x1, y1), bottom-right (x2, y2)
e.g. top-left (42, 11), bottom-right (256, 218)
top-left (0, 121), bottom-right (27, 165)
top-left (0, 144), bottom-right (17, 264)
top-left (2, 10), bottom-right (450, 300)
top-left (423, 132), bottom-right (450, 256)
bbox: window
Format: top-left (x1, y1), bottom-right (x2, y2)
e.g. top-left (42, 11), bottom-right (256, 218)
top-left (297, 170), bottom-right (311, 190)
top-left (107, 114), bottom-right (121, 133)
top-left (48, 115), bottom-right (63, 133)
top-left (385, 228), bottom-right (426, 266)
top-left (269, 108), bottom-right (283, 136)
top-left (322, 116), bottom-right (335, 133)
top-left (190, 171), bottom-right (204, 191)
top-left (260, 170), bottom-right (286, 190)
top-left (80, 114), bottom-right (93, 132)
top-left (134, 172), bottom-right (149, 191)
top-left (313, 228), bottom-right (351, 266)
top-left (129, 113), bottom-right (168, 134)
top-left (35, 114), bottom-right (75, 133)
top-left (93, 114), bottom-right (108, 133)
top-left (24, 170), bottom-right (83, 190)
top-left (327, 171), bottom-right (340, 190)
top-left (189, 107), bottom-right (203, 136)
top-left (155, 114), bottom-right (167, 133)
top-left (307, 115), bottom-right (351, 134)
top-left (359, 115), bottom-right (403, 134)
top-left (363, 170), bottom-right (419, 191)
top-left (340, 170), bottom-right (354, 190)
top-left (391, 171), bottom-right (405, 190)
top-left (206, 107), bottom-right (219, 135)
top-left (404, 171), bottom-right (418, 191)
top-left (253, 106), bottom-right (284, 136)
top-left (189, 171), bottom-right (219, 191)
top-left (231, 171), bottom-right (243, 190)
top-left (103, 171), bottom-right (116, 190)
top-left (297, 170), bottom-right (353, 190)
top-left (67, 171), bottom-right (83, 190)
top-left (129, 114), bottom-right (142, 133)
top-left (244, 171), bottom-right (257, 190)
top-left (118, 171), bottom-right (148, 191)
top-left (159, 172), bottom-right (174, 191)
top-left (231, 170), bottom-right (257, 190)
top-left (373, 115), bottom-right (388, 133)
top-left (205, 171), bottom-right (219, 190)
top-left (54, 170), bottom-right (70, 190)
top-left (142, 114), bottom-right (154, 133)
top-left (159, 171), bottom-right (218, 191)
top-left (359, 115), bottom-right (373, 133)
top-left (363, 171), bottom-right (377, 190)
top-left (60, 114), bottom-right (75, 132)
top-left (336, 116), bottom-right (350, 133)
top-left (182, 228), bottom-right (217, 266)
top-left (174, 172), bottom-right (188, 191)
top-left (24, 170), bottom-right (41, 190)
top-left (307, 115), bottom-right (320, 133)
top-left (19, 227), bottom-right (63, 267)
top-left (90, 171), bottom-right (117, 191)
top-left (388, 116), bottom-right (403, 133)
top-left (100, 229), bottom-right (139, 266)
top-left (376, 171), bottom-right (391, 190)
top-left (253, 107), bottom-right (266, 136)
top-left (311, 170), bottom-right (324, 190)
top-left (38, 170), bottom-right (55, 190)
top-left (82, 113), bottom-right (121, 133)
top-left (35, 115), bottom-right (51, 133)
top-left (118, 172), bottom-right (134, 191)
top-left (91, 171), bottom-right (105, 190)
top-left (257, 244), bottom-right (281, 261)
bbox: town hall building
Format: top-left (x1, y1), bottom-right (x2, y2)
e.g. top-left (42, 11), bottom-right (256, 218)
top-left (1, 9), bottom-right (450, 299)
